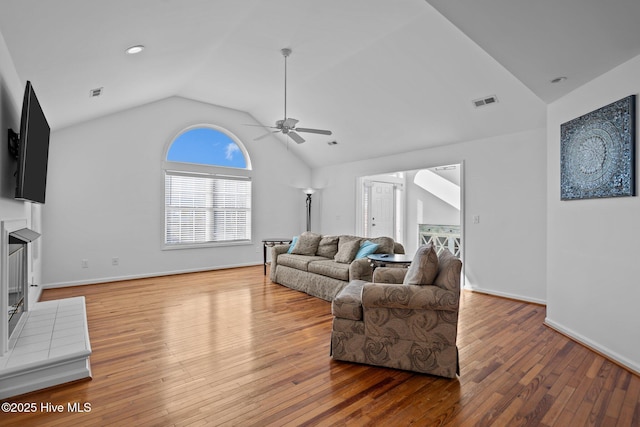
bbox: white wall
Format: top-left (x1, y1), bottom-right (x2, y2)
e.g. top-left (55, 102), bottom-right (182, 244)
top-left (546, 54), bottom-right (640, 373)
top-left (42, 96), bottom-right (311, 286)
top-left (312, 127), bottom-right (547, 303)
top-left (0, 30), bottom-right (42, 296)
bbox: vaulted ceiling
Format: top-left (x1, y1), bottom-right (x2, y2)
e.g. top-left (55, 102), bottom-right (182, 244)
top-left (1, 0), bottom-right (639, 168)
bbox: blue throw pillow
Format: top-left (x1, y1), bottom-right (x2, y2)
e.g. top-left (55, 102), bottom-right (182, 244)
top-left (287, 236), bottom-right (299, 254)
top-left (355, 240), bottom-right (379, 259)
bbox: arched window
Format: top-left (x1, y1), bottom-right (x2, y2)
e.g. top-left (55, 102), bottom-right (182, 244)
top-left (163, 126), bottom-right (251, 247)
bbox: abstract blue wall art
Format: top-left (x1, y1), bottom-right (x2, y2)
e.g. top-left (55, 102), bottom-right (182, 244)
top-left (561, 95), bottom-right (636, 200)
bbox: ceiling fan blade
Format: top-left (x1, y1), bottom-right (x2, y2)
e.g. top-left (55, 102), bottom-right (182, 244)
top-left (244, 123), bottom-right (270, 127)
top-left (295, 127), bottom-right (332, 136)
top-left (288, 131), bottom-right (305, 144)
top-left (244, 123), bottom-right (279, 131)
top-left (254, 130), bottom-right (279, 141)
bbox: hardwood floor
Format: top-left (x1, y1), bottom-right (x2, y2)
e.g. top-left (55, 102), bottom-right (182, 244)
top-left (1, 266), bottom-right (638, 426)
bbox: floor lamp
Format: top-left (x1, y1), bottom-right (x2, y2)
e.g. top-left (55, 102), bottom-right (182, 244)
top-left (304, 188), bottom-right (315, 232)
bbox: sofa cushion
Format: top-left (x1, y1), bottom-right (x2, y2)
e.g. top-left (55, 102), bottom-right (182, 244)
top-left (403, 243), bottom-right (439, 286)
top-left (332, 280), bottom-right (366, 321)
top-left (367, 236), bottom-right (395, 254)
top-left (316, 235), bottom-right (339, 258)
top-left (308, 259), bottom-right (351, 281)
top-left (291, 231), bottom-right (322, 255)
top-left (278, 253), bottom-right (329, 271)
top-left (334, 238), bottom-right (361, 263)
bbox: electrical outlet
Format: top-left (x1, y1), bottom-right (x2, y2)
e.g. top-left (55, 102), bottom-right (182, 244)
top-left (81, 259), bottom-right (89, 268)
top-left (112, 257), bottom-right (119, 266)
top-left (473, 215), bottom-right (480, 224)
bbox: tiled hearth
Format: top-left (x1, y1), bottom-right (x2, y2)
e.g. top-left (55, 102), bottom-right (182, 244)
top-left (0, 297), bottom-right (92, 399)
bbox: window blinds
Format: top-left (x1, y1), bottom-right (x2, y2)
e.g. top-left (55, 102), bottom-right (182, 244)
top-left (165, 171), bottom-right (251, 245)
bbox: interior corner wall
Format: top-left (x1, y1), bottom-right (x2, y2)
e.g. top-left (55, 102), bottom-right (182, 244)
top-left (42, 96), bottom-right (311, 287)
top-left (0, 30), bottom-right (28, 217)
top-left (546, 54), bottom-right (640, 373)
top-left (0, 30), bottom-right (41, 292)
top-left (312, 127), bottom-right (547, 303)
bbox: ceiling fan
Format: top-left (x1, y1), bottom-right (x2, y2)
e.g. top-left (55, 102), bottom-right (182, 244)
top-left (253, 48), bottom-right (332, 144)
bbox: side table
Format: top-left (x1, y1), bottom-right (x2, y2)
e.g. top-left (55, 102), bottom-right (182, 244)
top-left (366, 253), bottom-right (413, 271)
top-left (262, 238), bottom-right (292, 275)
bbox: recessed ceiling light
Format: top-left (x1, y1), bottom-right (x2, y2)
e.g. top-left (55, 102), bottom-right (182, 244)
top-left (550, 76), bottom-right (567, 84)
top-left (125, 45), bottom-right (145, 55)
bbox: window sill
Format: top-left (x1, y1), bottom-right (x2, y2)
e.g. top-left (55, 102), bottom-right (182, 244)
top-left (162, 240), bottom-right (252, 251)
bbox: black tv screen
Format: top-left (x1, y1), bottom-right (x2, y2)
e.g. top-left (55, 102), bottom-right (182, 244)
top-left (15, 81), bottom-right (50, 204)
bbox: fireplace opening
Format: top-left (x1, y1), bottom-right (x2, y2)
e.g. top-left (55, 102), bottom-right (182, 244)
top-left (8, 243), bottom-right (26, 338)
top-left (6, 227), bottom-right (40, 340)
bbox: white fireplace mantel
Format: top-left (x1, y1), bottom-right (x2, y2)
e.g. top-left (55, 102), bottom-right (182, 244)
top-left (0, 219), bottom-right (92, 398)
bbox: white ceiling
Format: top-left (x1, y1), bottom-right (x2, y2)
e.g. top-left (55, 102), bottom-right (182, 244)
top-left (1, 0), bottom-right (639, 168)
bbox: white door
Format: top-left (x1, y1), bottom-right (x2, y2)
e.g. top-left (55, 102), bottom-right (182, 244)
top-left (368, 182), bottom-right (395, 238)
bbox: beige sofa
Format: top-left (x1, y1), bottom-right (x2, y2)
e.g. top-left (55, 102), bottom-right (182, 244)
top-left (331, 245), bottom-right (462, 378)
top-left (269, 232), bottom-right (405, 301)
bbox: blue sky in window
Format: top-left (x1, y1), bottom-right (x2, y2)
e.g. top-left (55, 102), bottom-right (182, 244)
top-left (167, 127), bottom-right (247, 168)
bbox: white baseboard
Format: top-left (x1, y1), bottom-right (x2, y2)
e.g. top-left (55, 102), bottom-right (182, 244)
top-left (544, 318), bottom-right (640, 376)
top-left (42, 262), bottom-right (262, 289)
top-left (464, 285), bottom-right (546, 305)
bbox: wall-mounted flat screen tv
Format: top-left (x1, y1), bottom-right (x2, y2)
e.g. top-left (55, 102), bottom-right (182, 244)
top-left (14, 81), bottom-right (50, 204)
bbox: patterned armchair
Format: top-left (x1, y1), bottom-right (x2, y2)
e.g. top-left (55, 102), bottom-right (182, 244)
top-left (330, 246), bottom-right (462, 378)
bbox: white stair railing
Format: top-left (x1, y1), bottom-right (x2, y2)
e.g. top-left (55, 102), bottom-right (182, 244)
top-left (418, 224), bottom-right (461, 257)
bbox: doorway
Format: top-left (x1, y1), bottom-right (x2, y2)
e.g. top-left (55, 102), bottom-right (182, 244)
top-left (366, 181), bottom-right (396, 238)
top-left (358, 164), bottom-right (463, 259)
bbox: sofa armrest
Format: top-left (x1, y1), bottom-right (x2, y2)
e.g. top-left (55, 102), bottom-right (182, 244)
top-left (373, 267), bottom-right (408, 284)
top-left (362, 282), bottom-right (459, 312)
top-left (349, 258), bottom-right (374, 282)
top-left (269, 244), bottom-right (291, 281)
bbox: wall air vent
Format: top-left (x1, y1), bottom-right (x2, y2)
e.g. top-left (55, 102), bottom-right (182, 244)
top-left (472, 95), bottom-right (498, 108)
top-left (89, 87), bottom-right (103, 98)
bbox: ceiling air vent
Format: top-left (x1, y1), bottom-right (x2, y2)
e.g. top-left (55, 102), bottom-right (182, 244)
top-left (89, 87), bottom-right (103, 98)
top-left (472, 95), bottom-right (498, 108)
